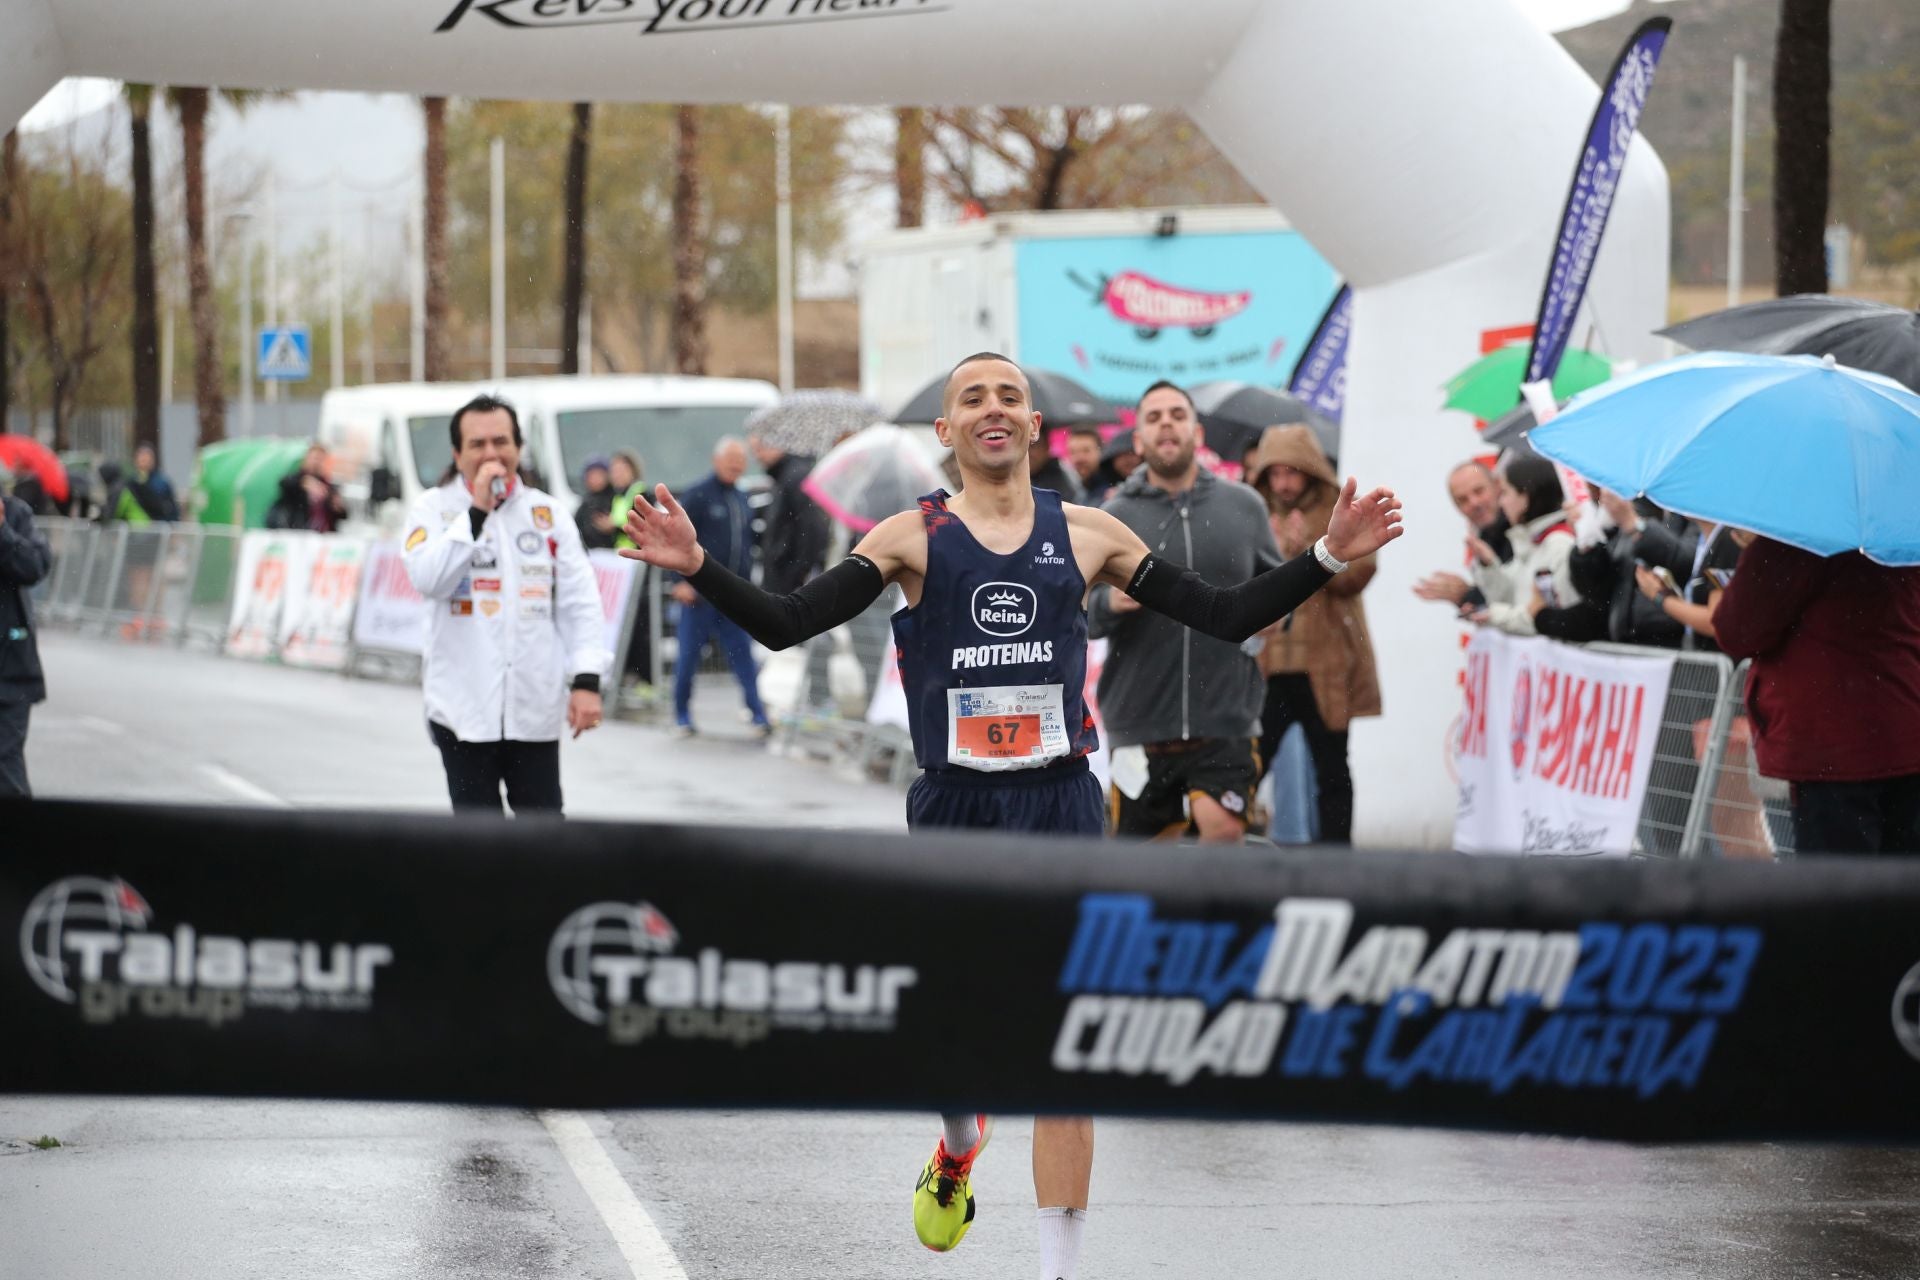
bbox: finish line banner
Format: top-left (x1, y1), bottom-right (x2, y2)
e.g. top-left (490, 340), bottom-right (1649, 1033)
top-left (6, 800), bottom-right (1920, 1144)
top-left (1454, 631), bottom-right (1674, 856)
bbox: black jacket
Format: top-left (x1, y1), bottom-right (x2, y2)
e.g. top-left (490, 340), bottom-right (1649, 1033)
top-left (575, 487), bottom-right (619, 551)
top-left (759, 452), bottom-right (831, 596)
top-left (0, 494), bottom-right (50, 704)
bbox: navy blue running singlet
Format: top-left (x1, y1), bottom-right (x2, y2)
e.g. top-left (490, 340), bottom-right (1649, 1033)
top-left (891, 488), bottom-right (1100, 775)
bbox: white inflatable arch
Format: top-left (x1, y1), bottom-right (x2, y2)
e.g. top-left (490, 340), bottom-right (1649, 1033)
top-left (1, 0), bottom-right (1669, 847)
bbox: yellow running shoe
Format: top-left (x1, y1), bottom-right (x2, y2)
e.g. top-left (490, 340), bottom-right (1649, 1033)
top-left (913, 1114), bottom-right (994, 1252)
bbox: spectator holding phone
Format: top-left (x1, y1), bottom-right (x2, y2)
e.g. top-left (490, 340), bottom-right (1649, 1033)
top-left (1633, 518), bottom-right (1744, 651)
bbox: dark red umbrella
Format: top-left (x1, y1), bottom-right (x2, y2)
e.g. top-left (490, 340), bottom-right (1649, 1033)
top-left (0, 434), bottom-right (70, 505)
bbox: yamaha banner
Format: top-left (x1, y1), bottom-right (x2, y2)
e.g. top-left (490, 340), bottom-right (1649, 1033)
top-left (1523, 17), bottom-right (1671, 389)
top-left (6, 799), bottom-right (1920, 1144)
top-left (1288, 285), bottom-right (1352, 424)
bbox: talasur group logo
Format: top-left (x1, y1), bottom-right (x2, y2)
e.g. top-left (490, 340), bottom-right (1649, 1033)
top-left (1894, 960), bottom-right (1920, 1064)
top-left (971, 582), bottom-right (1036, 638)
top-left (547, 898), bottom-right (918, 1047)
top-left (548, 900), bottom-right (680, 1025)
top-left (19, 876), bottom-right (393, 1027)
top-left (21, 876), bottom-right (151, 1003)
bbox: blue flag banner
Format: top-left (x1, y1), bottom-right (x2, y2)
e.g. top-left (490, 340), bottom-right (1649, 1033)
top-left (1523, 17), bottom-right (1672, 389)
top-left (1289, 284), bottom-right (1353, 423)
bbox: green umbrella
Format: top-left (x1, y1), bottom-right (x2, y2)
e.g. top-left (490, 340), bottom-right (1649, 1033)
top-left (192, 437), bottom-right (311, 527)
top-left (1442, 344), bottom-right (1614, 421)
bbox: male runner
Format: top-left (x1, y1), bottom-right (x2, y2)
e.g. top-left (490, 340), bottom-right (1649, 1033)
top-left (620, 353), bottom-right (1402, 1280)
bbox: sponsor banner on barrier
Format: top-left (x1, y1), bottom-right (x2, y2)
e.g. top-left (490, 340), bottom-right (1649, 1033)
top-left (280, 538), bottom-right (368, 671)
top-left (585, 549), bottom-right (638, 663)
top-left (1453, 631), bottom-right (1673, 856)
top-left (226, 532), bottom-right (315, 661)
top-left (7, 799), bottom-right (1920, 1143)
top-left (351, 541), bottom-right (428, 656)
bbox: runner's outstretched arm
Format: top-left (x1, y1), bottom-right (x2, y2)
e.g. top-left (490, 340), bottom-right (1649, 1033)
top-left (618, 485), bottom-right (896, 650)
top-left (1090, 477), bottom-right (1403, 643)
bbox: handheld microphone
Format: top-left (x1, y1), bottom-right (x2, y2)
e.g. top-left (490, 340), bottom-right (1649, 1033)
top-left (489, 476), bottom-right (507, 505)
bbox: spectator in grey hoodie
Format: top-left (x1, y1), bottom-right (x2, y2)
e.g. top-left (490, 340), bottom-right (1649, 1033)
top-left (1089, 380), bottom-right (1282, 843)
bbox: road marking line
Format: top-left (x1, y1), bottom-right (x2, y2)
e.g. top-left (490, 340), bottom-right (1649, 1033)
top-left (540, 1110), bottom-right (688, 1280)
top-left (199, 764), bottom-right (292, 809)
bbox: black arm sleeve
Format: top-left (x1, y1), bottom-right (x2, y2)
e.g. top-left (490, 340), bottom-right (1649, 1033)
top-left (687, 552), bottom-right (886, 651)
top-left (1125, 550), bottom-right (1334, 643)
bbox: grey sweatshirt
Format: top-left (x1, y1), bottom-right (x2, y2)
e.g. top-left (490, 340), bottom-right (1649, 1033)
top-left (1088, 466), bottom-right (1282, 747)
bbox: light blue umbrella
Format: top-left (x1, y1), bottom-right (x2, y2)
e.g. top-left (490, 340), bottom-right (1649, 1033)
top-left (1528, 351), bottom-right (1920, 566)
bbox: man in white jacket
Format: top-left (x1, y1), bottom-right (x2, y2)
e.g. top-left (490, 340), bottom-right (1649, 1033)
top-left (403, 394), bottom-right (610, 814)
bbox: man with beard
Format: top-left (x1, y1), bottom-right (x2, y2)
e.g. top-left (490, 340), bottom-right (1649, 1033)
top-left (619, 352), bottom-right (1403, 1280)
top-left (1248, 423), bottom-right (1384, 845)
top-left (1089, 380), bottom-right (1282, 843)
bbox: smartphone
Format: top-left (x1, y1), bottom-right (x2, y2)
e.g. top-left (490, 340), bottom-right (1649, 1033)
top-left (1650, 566), bottom-right (1681, 595)
top-left (1705, 567), bottom-right (1734, 590)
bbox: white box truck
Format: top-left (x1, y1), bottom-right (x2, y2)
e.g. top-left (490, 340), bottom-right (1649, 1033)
top-left (318, 375), bottom-right (779, 530)
top-left (858, 207), bottom-right (1341, 419)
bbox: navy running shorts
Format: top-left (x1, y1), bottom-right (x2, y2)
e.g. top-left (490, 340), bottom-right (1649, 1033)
top-left (906, 756), bottom-right (1106, 836)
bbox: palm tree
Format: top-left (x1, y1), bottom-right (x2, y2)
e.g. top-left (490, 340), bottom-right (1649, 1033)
top-left (423, 96), bottom-right (451, 381)
top-left (1, 129), bottom-right (15, 424)
top-left (172, 87), bottom-right (224, 446)
top-left (670, 105), bottom-right (707, 376)
top-left (127, 84), bottom-right (162, 454)
top-left (1772, 0), bottom-right (1831, 294)
top-left (560, 102), bottom-right (592, 376)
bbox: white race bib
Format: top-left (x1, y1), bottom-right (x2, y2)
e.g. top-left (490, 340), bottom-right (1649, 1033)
top-left (946, 683), bottom-right (1070, 772)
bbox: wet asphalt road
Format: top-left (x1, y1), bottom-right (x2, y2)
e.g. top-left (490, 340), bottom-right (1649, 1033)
top-left (5, 635), bottom-right (1920, 1279)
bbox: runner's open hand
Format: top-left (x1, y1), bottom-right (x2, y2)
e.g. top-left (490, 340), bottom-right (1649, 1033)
top-left (618, 484), bottom-right (705, 577)
top-left (1323, 478), bottom-right (1404, 563)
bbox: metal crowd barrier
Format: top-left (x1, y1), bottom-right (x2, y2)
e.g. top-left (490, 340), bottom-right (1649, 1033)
top-left (1587, 641), bottom-right (1794, 861)
top-left (30, 518), bottom-right (1798, 852)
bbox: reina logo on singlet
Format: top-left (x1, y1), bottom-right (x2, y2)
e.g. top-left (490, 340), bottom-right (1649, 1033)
top-left (972, 582), bottom-right (1038, 637)
top-left (1033, 540), bottom-right (1066, 566)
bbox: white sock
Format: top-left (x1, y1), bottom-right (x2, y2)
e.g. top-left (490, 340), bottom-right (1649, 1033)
top-left (940, 1112), bottom-right (979, 1156)
top-left (1037, 1206), bottom-right (1086, 1280)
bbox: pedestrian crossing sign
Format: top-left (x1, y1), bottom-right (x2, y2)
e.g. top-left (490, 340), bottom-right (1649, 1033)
top-left (257, 325), bottom-right (312, 381)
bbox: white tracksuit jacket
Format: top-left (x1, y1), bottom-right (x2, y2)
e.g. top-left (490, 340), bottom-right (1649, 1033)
top-left (402, 478), bottom-right (609, 743)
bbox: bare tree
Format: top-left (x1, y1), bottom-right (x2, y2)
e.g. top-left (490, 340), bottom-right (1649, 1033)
top-left (16, 138), bottom-right (129, 449)
top-left (1772, 0), bottom-right (1831, 295)
top-left (895, 107), bottom-right (925, 228)
top-left (924, 108), bottom-right (1256, 214)
top-left (128, 84), bottom-right (162, 453)
top-left (670, 105), bottom-right (708, 376)
top-left (560, 101), bottom-right (592, 375)
top-left (423, 96), bottom-right (451, 380)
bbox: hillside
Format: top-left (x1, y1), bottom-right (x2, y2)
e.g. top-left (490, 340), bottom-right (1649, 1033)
top-left (1558, 0), bottom-right (1919, 284)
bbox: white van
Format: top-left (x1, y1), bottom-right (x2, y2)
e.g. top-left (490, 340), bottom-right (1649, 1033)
top-left (316, 381), bottom-right (488, 529)
top-left (503, 374), bottom-right (780, 508)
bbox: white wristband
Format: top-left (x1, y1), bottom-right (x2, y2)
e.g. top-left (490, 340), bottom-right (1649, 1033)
top-left (1313, 536), bottom-right (1349, 574)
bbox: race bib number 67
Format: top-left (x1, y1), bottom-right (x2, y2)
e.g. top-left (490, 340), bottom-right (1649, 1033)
top-left (947, 684), bottom-right (1069, 772)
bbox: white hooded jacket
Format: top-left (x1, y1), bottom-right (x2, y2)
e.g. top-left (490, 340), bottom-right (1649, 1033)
top-left (402, 477), bottom-right (609, 742)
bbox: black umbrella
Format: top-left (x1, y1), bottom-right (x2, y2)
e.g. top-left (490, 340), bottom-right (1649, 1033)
top-left (893, 366), bottom-right (1119, 428)
top-left (744, 389), bottom-right (887, 457)
top-left (1481, 400), bottom-right (1539, 452)
top-left (1659, 295), bottom-right (1920, 391)
top-left (1187, 380), bottom-right (1340, 466)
